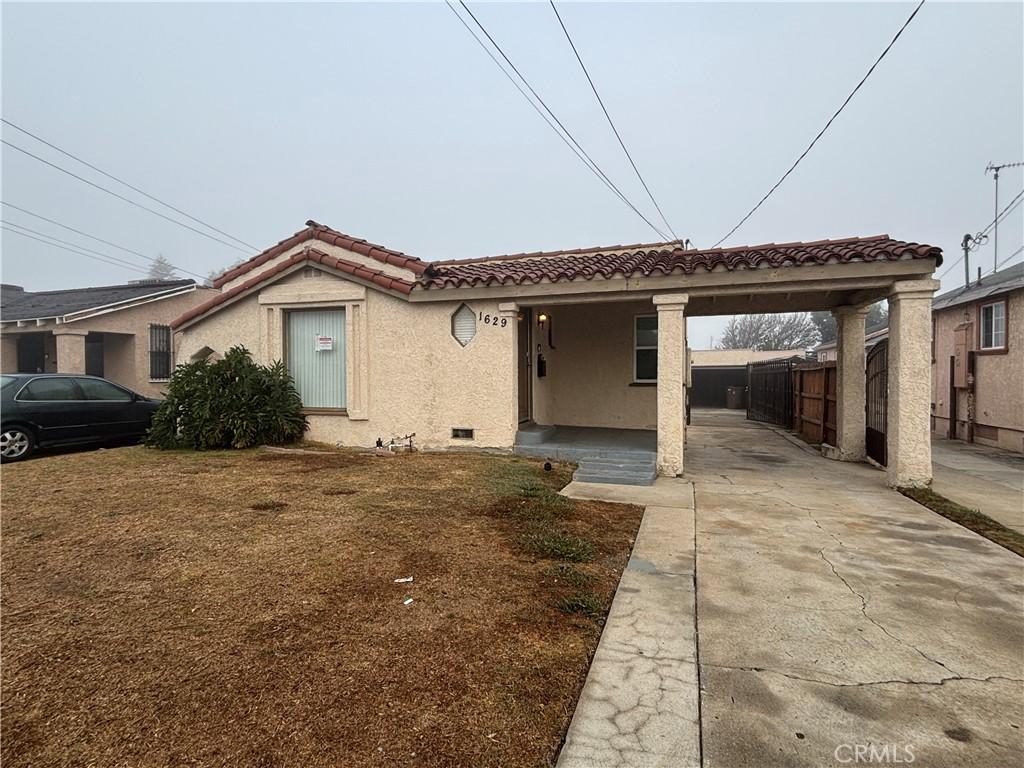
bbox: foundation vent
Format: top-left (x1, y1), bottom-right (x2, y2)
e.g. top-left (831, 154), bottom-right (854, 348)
top-left (451, 428), bottom-right (474, 440)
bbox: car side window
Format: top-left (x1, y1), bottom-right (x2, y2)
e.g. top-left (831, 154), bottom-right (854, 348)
top-left (76, 378), bottom-right (133, 402)
top-left (18, 377), bottom-right (83, 401)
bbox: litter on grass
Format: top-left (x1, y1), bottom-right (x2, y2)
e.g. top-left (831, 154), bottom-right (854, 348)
top-left (394, 576), bottom-right (413, 583)
top-left (403, 598), bottom-right (414, 606)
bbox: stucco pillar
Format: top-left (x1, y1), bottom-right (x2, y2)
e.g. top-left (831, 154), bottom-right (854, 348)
top-left (654, 294), bottom-right (688, 477)
top-left (886, 279), bottom-right (940, 488)
top-left (830, 305), bottom-right (869, 461)
top-left (499, 302), bottom-right (521, 446)
top-left (0, 333), bottom-right (18, 373)
top-left (53, 329), bottom-right (88, 374)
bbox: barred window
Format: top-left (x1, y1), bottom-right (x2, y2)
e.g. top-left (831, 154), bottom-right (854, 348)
top-left (149, 324), bottom-right (172, 380)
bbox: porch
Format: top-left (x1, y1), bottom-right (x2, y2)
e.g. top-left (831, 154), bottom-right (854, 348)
top-left (514, 424), bottom-right (657, 486)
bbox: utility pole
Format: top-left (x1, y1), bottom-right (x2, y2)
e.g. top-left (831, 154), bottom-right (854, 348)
top-left (961, 232), bottom-right (988, 287)
top-left (985, 161), bottom-right (1024, 269)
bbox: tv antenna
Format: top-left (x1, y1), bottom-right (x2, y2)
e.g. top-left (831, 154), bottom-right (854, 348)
top-left (985, 161), bottom-right (1024, 270)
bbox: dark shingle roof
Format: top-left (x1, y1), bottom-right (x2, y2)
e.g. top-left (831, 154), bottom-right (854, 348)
top-left (418, 235), bottom-right (942, 289)
top-left (933, 262), bottom-right (1024, 311)
top-left (1, 279), bottom-right (196, 321)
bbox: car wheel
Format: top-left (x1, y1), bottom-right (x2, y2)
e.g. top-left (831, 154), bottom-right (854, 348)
top-left (0, 426), bottom-right (35, 462)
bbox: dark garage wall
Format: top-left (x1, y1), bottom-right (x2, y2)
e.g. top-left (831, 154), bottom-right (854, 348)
top-left (691, 366), bottom-right (747, 408)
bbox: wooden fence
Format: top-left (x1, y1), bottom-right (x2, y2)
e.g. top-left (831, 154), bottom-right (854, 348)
top-left (793, 361), bottom-right (837, 446)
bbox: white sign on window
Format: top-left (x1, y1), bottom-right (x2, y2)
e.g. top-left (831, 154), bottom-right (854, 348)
top-left (315, 335), bottom-right (334, 352)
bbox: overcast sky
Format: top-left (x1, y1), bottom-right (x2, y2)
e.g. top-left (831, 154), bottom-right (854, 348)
top-left (2, 1), bottom-right (1022, 346)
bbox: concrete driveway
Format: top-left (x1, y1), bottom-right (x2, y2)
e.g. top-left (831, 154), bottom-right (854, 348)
top-left (688, 410), bottom-right (1023, 768)
top-left (931, 437), bottom-right (1024, 533)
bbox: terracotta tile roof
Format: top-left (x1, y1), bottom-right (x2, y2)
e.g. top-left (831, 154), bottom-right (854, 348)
top-left (417, 235), bottom-right (942, 290)
top-left (213, 220), bottom-right (427, 288)
top-left (172, 248), bottom-right (413, 328)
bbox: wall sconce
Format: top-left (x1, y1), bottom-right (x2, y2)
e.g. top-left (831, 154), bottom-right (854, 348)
top-left (537, 312), bottom-right (555, 349)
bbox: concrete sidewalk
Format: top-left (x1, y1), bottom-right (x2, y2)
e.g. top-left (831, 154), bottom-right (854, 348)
top-left (557, 480), bottom-right (700, 767)
top-left (931, 437), bottom-right (1024, 533)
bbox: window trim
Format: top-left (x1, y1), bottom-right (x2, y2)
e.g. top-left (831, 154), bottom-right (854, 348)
top-left (149, 324), bottom-right (173, 381)
top-left (977, 299), bottom-right (1008, 355)
top-left (633, 313), bottom-right (658, 383)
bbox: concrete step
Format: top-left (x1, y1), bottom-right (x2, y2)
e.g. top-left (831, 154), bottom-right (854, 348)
top-left (572, 467), bottom-right (657, 486)
top-left (514, 425), bottom-right (556, 445)
top-left (514, 444), bottom-right (656, 462)
top-left (577, 457), bottom-right (656, 471)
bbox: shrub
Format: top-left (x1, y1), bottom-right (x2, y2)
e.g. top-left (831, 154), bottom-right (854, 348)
top-left (146, 346), bottom-right (307, 450)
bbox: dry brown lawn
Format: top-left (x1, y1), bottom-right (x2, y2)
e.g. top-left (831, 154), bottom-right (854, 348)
top-left (1, 445), bottom-right (642, 768)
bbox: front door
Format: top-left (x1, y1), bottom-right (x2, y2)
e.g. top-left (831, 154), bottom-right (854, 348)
top-left (518, 309), bottom-right (532, 422)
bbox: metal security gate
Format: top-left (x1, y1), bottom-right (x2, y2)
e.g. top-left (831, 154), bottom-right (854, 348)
top-left (746, 359), bottom-right (794, 428)
top-left (865, 339), bottom-right (888, 466)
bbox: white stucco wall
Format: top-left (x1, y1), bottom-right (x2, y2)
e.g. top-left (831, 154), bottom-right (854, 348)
top-left (176, 269), bottom-right (517, 449)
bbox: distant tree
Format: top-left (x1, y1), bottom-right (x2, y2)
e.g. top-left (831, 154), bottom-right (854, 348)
top-left (810, 302), bottom-right (888, 344)
top-left (147, 254), bottom-right (178, 280)
top-left (718, 313), bottom-right (820, 351)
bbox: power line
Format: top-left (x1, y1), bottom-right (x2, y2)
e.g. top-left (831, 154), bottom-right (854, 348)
top-left (447, 1), bottom-right (670, 241)
top-left (996, 244), bottom-right (1023, 270)
top-left (938, 189), bottom-right (1024, 281)
top-left (712, 0), bottom-right (927, 247)
top-left (548, 0), bottom-right (679, 241)
top-left (1, 225), bottom-right (153, 276)
top-left (1, 217), bottom-right (206, 281)
top-left (0, 201), bottom-right (208, 280)
top-left (2, 118), bottom-right (258, 251)
top-left (1, 139), bottom-right (254, 255)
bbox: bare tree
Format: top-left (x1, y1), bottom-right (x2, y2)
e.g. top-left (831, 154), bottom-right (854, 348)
top-left (147, 254), bottom-right (178, 280)
top-left (718, 313), bottom-right (820, 351)
top-left (810, 302), bottom-right (889, 343)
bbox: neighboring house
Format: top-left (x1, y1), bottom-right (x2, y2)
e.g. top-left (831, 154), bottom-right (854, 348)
top-left (813, 325), bottom-right (889, 361)
top-left (931, 262), bottom-right (1024, 454)
top-left (172, 221), bottom-right (943, 486)
top-left (0, 279), bottom-right (216, 398)
top-left (689, 348), bottom-right (804, 408)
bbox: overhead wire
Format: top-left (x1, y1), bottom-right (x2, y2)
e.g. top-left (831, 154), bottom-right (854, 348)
top-left (712, 0), bottom-right (927, 247)
top-left (2, 118), bottom-right (258, 251)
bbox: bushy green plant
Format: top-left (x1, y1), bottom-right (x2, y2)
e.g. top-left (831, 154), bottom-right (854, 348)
top-left (146, 346), bottom-right (307, 450)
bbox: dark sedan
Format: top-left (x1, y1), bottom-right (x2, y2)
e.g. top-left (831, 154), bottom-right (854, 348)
top-left (1, 374), bottom-right (161, 461)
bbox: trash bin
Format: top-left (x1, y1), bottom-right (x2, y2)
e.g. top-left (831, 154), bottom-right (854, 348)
top-left (726, 386), bottom-right (745, 410)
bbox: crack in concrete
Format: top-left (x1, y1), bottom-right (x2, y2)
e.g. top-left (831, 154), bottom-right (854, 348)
top-left (703, 662), bottom-right (1024, 690)
top-left (817, 547), bottom-right (962, 677)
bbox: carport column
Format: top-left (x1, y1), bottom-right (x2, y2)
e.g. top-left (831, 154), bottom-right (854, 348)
top-left (654, 294), bottom-right (688, 477)
top-left (886, 279), bottom-right (940, 488)
top-left (498, 302), bottom-right (521, 445)
top-left (53, 329), bottom-right (88, 374)
top-left (832, 305), bottom-right (869, 461)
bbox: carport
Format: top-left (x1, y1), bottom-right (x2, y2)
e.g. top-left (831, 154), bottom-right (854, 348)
top-left (423, 234), bottom-right (945, 487)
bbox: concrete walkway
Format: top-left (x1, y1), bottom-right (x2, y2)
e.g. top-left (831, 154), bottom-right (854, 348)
top-left (558, 479), bottom-right (700, 767)
top-left (556, 409), bottom-right (1022, 768)
top-left (689, 411), bottom-right (1024, 768)
top-left (931, 437), bottom-right (1024, 533)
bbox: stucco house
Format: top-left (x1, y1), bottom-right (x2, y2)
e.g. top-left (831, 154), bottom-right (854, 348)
top-left (814, 325), bottom-right (889, 362)
top-left (172, 221), bottom-right (943, 487)
top-left (1, 279), bottom-right (216, 398)
top-left (930, 262), bottom-right (1024, 453)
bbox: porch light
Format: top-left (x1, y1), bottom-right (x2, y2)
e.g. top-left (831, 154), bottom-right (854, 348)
top-left (537, 312), bottom-right (549, 327)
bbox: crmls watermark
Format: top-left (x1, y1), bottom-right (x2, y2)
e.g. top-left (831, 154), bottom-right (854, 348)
top-left (834, 743), bottom-right (916, 764)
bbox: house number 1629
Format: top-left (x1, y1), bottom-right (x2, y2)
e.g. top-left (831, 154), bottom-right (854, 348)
top-left (479, 312), bottom-right (508, 328)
